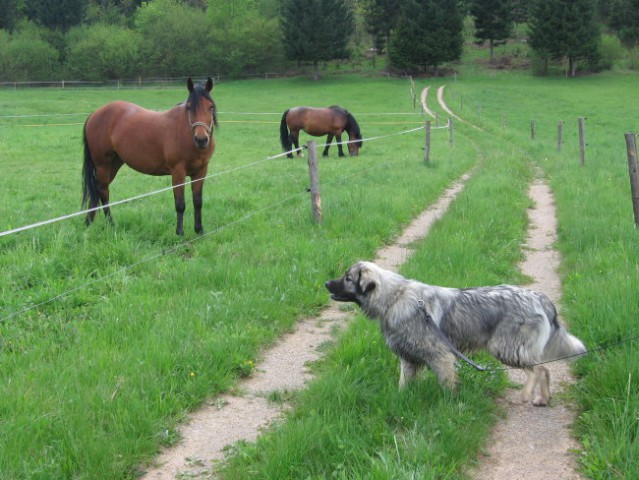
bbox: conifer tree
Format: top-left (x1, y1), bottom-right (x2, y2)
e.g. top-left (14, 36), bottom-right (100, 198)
top-left (529, 0), bottom-right (600, 76)
top-left (388, 0), bottom-right (463, 73)
top-left (609, 0), bottom-right (639, 47)
top-left (470, 0), bottom-right (513, 63)
top-left (279, 0), bottom-right (354, 79)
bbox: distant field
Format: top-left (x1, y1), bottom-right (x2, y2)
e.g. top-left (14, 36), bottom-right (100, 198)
top-left (0, 70), bottom-right (637, 479)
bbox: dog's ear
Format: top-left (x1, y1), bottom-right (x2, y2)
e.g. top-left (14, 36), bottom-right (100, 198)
top-left (357, 265), bottom-right (377, 294)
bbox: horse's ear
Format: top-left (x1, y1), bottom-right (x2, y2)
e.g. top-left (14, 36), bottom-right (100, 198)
top-left (206, 77), bottom-right (213, 92)
top-left (187, 77), bottom-right (194, 92)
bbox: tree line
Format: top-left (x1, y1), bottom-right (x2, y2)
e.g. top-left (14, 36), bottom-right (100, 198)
top-left (0, 0), bottom-right (638, 82)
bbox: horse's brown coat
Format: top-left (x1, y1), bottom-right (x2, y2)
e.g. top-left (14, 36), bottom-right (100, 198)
top-left (82, 78), bottom-right (216, 235)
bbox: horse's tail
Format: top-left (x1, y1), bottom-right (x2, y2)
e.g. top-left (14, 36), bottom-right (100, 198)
top-left (280, 109), bottom-right (291, 151)
top-left (346, 112), bottom-right (363, 149)
top-left (81, 119), bottom-right (99, 209)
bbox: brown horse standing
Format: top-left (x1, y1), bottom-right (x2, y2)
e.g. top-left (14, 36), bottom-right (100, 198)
top-left (82, 77), bottom-right (216, 235)
top-left (280, 106), bottom-right (362, 159)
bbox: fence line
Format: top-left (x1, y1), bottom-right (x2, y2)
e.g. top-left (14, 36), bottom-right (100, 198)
top-left (0, 137), bottom-right (442, 323)
top-left (0, 124), bottom-right (438, 239)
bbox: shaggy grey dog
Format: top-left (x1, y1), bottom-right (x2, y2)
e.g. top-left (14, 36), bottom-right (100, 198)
top-left (325, 261), bottom-right (586, 406)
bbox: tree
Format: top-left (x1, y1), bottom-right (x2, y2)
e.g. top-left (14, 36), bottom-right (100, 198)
top-left (0, 0), bottom-right (17, 31)
top-left (609, 0), bottom-right (639, 47)
top-left (388, 0), bottom-right (463, 73)
top-left (528, 0), bottom-right (601, 76)
top-left (23, 0), bottom-right (86, 31)
top-left (470, 0), bottom-right (513, 63)
top-left (0, 26), bottom-right (59, 80)
top-left (279, 0), bottom-right (355, 79)
top-left (360, 0), bottom-right (400, 53)
top-left (65, 24), bottom-right (141, 80)
top-left (134, 0), bottom-right (212, 76)
top-left (207, 0), bottom-right (285, 77)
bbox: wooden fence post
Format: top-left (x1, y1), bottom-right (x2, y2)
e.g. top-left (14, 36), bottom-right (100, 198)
top-left (531, 120), bottom-right (536, 140)
top-left (449, 118), bottom-right (454, 147)
top-left (557, 121), bottom-right (564, 152)
top-left (307, 140), bottom-right (322, 224)
top-left (624, 133), bottom-right (639, 226)
top-left (578, 117), bottom-right (586, 165)
top-left (424, 120), bottom-right (431, 165)
top-left (409, 76), bottom-right (416, 110)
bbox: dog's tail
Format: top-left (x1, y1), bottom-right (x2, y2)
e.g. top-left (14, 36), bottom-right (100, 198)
top-left (544, 327), bottom-right (586, 362)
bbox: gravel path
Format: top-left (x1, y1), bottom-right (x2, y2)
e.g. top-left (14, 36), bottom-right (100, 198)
top-left (471, 179), bottom-right (583, 480)
top-left (142, 87), bottom-right (583, 479)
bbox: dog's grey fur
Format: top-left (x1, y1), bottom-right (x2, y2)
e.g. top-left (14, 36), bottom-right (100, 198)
top-left (325, 261), bottom-right (586, 406)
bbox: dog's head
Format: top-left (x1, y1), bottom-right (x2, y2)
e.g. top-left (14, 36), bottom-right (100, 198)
top-left (325, 261), bottom-right (379, 306)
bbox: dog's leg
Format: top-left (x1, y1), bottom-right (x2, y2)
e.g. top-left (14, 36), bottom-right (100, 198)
top-left (532, 366), bottom-right (551, 407)
top-left (429, 351), bottom-right (459, 391)
top-left (399, 359), bottom-right (422, 388)
top-left (521, 367), bottom-right (539, 403)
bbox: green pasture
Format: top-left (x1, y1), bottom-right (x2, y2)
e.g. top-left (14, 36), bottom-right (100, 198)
top-left (0, 69), bottom-right (637, 479)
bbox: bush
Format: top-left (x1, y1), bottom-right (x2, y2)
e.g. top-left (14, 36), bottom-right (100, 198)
top-left (625, 46), bottom-right (639, 70)
top-left (597, 33), bottom-right (623, 70)
top-left (0, 28), bottom-right (59, 81)
top-left (65, 24), bottom-right (141, 80)
top-left (135, 0), bottom-right (212, 77)
top-left (209, 17), bottom-right (286, 77)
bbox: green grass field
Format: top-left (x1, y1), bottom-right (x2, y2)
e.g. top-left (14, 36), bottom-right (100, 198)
top-left (0, 66), bottom-right (638, 479)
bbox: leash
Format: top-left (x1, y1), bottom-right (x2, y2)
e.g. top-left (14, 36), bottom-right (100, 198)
top-left (416, 301), bottom-right (638, 372)
top-left (416, 300), bottom-right (486, 371)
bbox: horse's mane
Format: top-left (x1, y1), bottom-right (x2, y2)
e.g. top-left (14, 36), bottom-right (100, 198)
top-left (328, 105), bottom-right (362, 146)
top-left (188, 82), bottom-right (217, 127)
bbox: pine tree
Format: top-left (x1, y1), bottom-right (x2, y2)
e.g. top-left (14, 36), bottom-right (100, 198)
top-left (360, 0), bottom-right (401, 53)
top-left (609, 0), bottom-right (639, 47)
top-left (529, 0), bottom-right (600, 76)
top-left (279, 0), bottom-right (355, 79)
top-left (388, 0), bottom-right (463, 73)
top-left (470, 0), bottom-right (513, 63)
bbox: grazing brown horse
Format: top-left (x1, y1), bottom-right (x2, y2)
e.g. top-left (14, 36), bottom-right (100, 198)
top-left (280, 106), bottom-right (362, 158)
top-left (82, 77), bottom-right (217, 235)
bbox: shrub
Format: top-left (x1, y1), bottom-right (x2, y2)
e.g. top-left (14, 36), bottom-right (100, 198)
top-left (0, 28), bottom-right (59, 81)
top-left (134, 0), bottom-right (212, 77)
top-left (65, 24), bottom-right (141, 80)
top-left (597, 33), bottom-right (624, 70)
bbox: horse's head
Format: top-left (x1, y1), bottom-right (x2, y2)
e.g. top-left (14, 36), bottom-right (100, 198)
top-left (345, 112), bottom-right (363, 156)
top-left (186, 77), bottom-right (217, 149)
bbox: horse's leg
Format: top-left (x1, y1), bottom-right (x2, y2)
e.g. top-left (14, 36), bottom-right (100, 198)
top-left (171, 171), bottom-right (187, 236)
top-left (322, 134), bottom-right (334, 157)
top-left (286, 130), bottom-right (295, 159)
top-left (335, 134), bottom-right (345, 157)
top-left (292, 131), bottom-right (301, 157)
top-left (191, 171), bottom-right (207, 235)
top-left (88, 157), bottom-right (122, 226)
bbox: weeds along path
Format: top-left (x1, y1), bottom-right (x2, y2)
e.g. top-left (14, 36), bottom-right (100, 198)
top-left (432, 85), bottom-right (583, 480)
top-left (141, 107), bottom-right (473, 479)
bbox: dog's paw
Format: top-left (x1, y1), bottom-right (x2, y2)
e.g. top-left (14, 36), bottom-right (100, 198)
top-left (532, 395), bottom-right (549, 407)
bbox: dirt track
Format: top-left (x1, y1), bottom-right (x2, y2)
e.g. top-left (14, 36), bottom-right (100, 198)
top-left (142, 87), bottom-right (582, 479)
